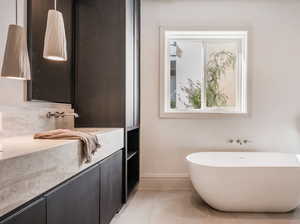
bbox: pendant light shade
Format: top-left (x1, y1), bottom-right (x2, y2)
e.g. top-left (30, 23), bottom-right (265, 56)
top-left (1, 24), bottom-right (31, 80)
top-left (43, 9), bottom-right (67, 61)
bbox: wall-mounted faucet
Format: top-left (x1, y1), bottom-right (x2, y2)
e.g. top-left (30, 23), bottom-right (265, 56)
top-left (47, 112), bottom-right (79, 119)
top-left (228, 138), bottom-right (251, 145)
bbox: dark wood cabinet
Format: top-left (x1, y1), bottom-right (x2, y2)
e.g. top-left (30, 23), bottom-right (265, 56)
top-left (100, 150), bottom-right (123, 224)
top-left (45, 165), bottom-right (100, 224)
top-left (0, 198), bottom-right (46, 224)
top-left (75, 0), bottom-right (141, 201)
top-left (74, 0), bottom-right (126, 127)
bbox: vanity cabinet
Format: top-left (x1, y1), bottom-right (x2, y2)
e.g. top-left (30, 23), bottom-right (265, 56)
top-left (100, 150), bottom-right (123, 224)
top-left (45, 164), bottom-right (100, 224)
top-left (0, 146), bottom-right (122, 224)
top-left (0, 198), bottom-right (46, 224)
top-left (0, 150), bottom-right (123, 224)
top-left (45, 150), bottom-right (123, 224)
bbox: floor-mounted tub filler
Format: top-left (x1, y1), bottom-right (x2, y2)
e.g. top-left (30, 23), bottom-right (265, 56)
top-left (186, 152), bottom-right (300, 213)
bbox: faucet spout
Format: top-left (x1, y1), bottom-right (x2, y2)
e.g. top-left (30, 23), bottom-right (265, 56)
top-left (64, 112), bottom-right (79, 118)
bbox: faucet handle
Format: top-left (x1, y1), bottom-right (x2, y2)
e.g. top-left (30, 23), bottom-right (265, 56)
top-left (243, 139), bottom-right (251, 144)
top-left (228, 138), bottom-right (251, 145)
top-left (47, 112), bottom-right (79, 119)
top-left (236, 139), bottom-right (242, 145)
top-left (46, 112), bottom-right (63, 118)
top-left (228, 139), bottom-right (234, 143)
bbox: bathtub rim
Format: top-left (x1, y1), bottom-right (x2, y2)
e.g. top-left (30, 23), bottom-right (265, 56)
top-left (186, 152), bottom-right (300, 168)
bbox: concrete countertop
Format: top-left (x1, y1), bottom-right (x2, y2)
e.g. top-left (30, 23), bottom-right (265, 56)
top-left (0, 128), bottom-right (121, 161)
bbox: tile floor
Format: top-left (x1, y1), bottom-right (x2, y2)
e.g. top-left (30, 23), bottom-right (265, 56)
top-left (112, 190), bottom-right (300, 224)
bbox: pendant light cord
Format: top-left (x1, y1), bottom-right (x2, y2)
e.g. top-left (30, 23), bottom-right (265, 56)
top-left (54, 0), bottom-right (57, 10)
top-left (15, 0), bottom-right (18, 25)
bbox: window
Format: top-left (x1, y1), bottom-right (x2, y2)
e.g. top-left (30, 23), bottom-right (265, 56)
top-left (160, 28), bottom-right (248, 118)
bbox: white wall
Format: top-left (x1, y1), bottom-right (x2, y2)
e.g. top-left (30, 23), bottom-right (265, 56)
top-left (141, 0), bottom-right (300, 177)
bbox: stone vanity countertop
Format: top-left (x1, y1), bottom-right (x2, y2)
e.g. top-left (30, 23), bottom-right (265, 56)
top-left (0, 128), bottom-right (124, 217)
top-left (0, 128), bottom-right (122, 161)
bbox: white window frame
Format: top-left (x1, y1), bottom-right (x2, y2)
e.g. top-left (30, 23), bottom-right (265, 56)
top-left (160, 27), bottom-right (248, 118)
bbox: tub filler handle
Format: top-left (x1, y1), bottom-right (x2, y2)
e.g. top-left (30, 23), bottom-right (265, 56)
top-left (228, 139), bottom-right (251, 145)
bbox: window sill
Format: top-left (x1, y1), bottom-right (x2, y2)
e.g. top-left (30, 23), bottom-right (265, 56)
top-left (160, 111), bottom-right (249, 119)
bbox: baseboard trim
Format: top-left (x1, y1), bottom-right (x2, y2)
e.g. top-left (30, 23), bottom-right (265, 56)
top-left (139, 174), bottom-right (193, 191)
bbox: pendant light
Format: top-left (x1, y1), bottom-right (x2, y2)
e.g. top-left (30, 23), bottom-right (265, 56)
top-left (43, 0), bottom-right (67, 61)
top-left (1, 0), bottom-right (31, 80)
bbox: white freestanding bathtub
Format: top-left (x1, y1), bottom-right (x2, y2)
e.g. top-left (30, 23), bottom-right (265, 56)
top-left (186, 152), bottom-right (300, 213)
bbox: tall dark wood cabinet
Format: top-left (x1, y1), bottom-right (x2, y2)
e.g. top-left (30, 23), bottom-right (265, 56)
top-left (0, 199), bottom-right (46, 224)
top-left (74, 0), bottom-right (141, 201)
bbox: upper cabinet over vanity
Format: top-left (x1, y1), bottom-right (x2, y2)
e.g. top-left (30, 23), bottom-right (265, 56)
top-left (25, 0), bottom-right (141, 125)
top-left (74, 0), bottom-right (140, 129)
top-left (1, 0), bottom-right (140, 128)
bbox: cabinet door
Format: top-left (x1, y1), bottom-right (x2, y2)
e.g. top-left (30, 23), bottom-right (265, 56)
top-left (75, 0), bottom-right (126, 127)
top-left (46, 165), bottom-right (100, 224)
top-left (1, 198), bottom-right (46, 224)
top-left (100, 151), bottom-right (123, 224)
